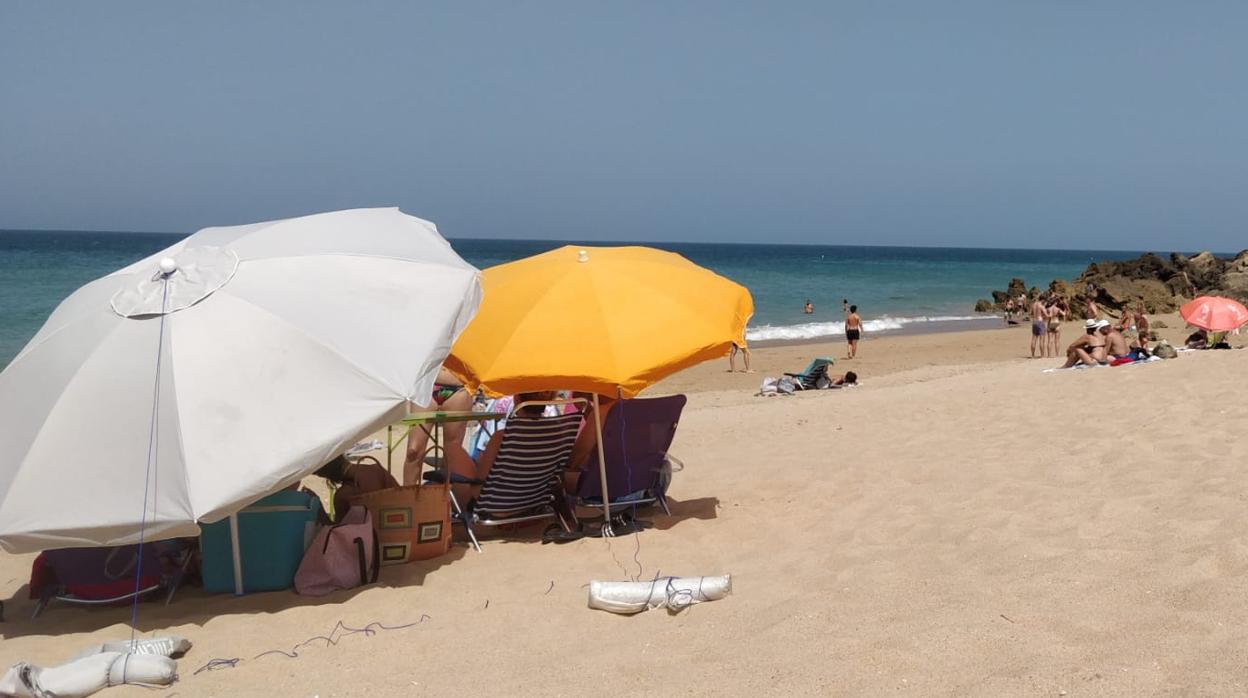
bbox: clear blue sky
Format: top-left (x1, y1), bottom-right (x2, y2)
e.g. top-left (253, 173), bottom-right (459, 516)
top-left (2, 2), bottom-right (1245, 250)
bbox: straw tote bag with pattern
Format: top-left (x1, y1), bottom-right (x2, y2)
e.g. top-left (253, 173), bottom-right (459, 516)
top-left (349, 482), bottom-right (452, 565)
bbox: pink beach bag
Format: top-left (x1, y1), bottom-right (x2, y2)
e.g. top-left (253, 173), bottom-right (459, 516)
top-left (294, 506), bottom-right (380, 596)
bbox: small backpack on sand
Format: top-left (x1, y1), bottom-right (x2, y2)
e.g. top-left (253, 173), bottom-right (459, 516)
top-left (1153, 341), bottom-right (1178, 359)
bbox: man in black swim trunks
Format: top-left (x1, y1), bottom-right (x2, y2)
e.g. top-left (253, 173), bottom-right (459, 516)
top-left (844, 300), bottom-right (862, 359)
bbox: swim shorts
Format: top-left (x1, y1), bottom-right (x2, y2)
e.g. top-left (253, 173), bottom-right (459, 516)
top-left (846, 329), bottom-right (861, 342)
top-left (1032, 320), bottom-right (1047, 336)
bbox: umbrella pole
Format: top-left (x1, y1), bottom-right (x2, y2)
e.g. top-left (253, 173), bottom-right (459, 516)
top-left (592, 393), bottom-right (613, 536)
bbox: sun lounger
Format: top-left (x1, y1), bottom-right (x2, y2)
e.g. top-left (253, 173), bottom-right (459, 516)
top-left (784, 357), bottom-right (835, 390)
top-left (575, 394), bottom-right (686, 520)
top-left (425, 402), bottom-right (584, 552)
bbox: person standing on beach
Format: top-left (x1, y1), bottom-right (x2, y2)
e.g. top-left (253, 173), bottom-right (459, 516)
top-left (1132, 298), bottom-right (1150, 351)
top-left (1046, 297), bottom-right (1066, 358)
top-left (728, 342), bottom-right (753, 373)
top-left (1084, 285), bottom-right (1100, 320)
top-left (843, 300), bottom-right (863, 359)
top-left (1030, 293), bottom-right (1048, 358)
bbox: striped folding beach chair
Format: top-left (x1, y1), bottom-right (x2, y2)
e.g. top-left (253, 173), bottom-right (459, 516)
top-left (427, 399), bottom-right (585, 552)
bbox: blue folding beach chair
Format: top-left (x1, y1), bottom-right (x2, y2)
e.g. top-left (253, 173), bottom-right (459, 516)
top-left (784, 357), bottom-right (835, 390)
top-left (575, 394), bottom-right (686, 518)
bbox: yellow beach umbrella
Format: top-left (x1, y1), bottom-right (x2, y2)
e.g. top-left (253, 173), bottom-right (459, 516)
top-left (444, 245), bottom-right (753, 398)
top-left (444, 245), bottom-right (753, 535)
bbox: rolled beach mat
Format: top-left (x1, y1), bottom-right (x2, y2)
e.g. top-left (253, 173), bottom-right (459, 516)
top-left (0, 652), bottom-right (177, 697)
top-left (588, 575), bottom-right (732, 614)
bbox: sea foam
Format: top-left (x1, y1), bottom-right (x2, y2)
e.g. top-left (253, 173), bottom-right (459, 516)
top-left (745, 315), bottom-right (997, 342)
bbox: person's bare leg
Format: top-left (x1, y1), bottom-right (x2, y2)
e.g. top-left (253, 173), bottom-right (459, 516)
top-left (1060, 345), bottom-right (1085, 368)
top-left (439, 390), bottom-right (472, 450)
top-left (403, 427), bottom-right (431, 486)
top-left (1076, 347), bottom-right (1099, 366)
top-left (739, 347), bottom-right (754, 372)
top-left (444, 443), bottom-right (491, 504)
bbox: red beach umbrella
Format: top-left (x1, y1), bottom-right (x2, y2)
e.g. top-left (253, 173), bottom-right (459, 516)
top-left (1179, 295), bottom-right (1248, 332)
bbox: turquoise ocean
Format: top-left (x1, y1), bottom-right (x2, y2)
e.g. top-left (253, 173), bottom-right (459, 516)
top-left (0, 230), bottom-right (1151, 369)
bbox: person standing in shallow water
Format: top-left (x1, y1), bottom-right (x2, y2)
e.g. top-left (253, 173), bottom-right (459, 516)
top-left (843, 300), bottom-right (863, 359)
top-left (804, 299), bottom-right (814, 314)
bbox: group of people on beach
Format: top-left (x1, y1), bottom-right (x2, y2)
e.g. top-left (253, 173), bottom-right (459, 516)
top-left (1023, 293), bottom-right (1071, 359)
top-left (1011, 284), bottom-right (1153, 365)
top-left (1054, 293), bottom-right (1153, 368)
top-left (1057, 318), bottom-right (1150, 368)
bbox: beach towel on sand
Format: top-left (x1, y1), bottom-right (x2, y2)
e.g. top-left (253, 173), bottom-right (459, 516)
top-left (757, 376), bottom-right (797, 396)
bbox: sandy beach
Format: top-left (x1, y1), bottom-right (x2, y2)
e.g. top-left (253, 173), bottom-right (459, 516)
top-left (2, 319), bottom-right (1246, 696)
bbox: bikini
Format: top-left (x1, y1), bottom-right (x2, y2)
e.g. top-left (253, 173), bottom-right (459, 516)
top-left (431, 383), bottom-right (461, 406)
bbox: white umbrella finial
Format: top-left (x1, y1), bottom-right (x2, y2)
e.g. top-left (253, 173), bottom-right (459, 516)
top-left (158, 257), bottom-right (178, 275)
top-left (577, 249), bottom-right (589, 263)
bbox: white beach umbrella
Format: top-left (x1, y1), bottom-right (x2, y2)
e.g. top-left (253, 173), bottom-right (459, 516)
top-left (0, 208), bottom-right (481, 553)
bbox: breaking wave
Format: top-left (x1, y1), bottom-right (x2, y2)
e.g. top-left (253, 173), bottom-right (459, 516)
top-left (745, 315), bottom-right (997, 342)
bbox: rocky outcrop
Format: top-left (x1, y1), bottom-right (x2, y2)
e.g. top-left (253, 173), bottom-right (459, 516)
top-left (976, 250), bottom-right (1248, 318)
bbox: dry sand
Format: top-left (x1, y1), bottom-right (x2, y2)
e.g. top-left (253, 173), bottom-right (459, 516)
top-left (2, 317), bottom-right (1246, 696)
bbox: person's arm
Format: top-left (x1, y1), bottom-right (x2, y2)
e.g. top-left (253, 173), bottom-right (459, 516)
top-left (568, 399), bottom-right (612, 470)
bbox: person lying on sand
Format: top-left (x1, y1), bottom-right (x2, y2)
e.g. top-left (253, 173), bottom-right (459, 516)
top-left (830, 371), bottom-right (858, 387)
top-left (1186, 329), bottom-right (1209, 350)
top-left (1058, 319), bottom-right (1110, 368)
top-left (315, 454), bottom-right (399, 522)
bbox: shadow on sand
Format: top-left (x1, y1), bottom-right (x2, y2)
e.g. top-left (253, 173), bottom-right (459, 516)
top-left (0, 545), bottom-right (468, 640)
top-left (0, 496), bottom-right (718, 639)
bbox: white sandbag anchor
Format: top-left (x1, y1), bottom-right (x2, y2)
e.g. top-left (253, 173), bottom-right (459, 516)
top-left (588, 575), bottom-right (731, 614)
top-left (0, 637), bottom-right (188, 697)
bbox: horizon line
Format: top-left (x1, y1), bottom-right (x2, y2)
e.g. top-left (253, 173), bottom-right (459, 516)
top-left (0, 226), bottom-right (1236, 257)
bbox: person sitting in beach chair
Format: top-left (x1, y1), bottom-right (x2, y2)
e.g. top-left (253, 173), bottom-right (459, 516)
top-left (571, 395), bottom-right (687, 531)
top-left (784, 357), bottom-right (836, 389)
top-left (426, 393), bottom-right (586, 551)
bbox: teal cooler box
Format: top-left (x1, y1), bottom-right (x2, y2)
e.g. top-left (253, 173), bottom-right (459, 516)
top-left (201, 490), bottom-right (321, 595)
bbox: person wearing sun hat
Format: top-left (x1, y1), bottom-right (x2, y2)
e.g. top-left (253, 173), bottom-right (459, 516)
top-left (1056, 318), bottom-right (1111, 368)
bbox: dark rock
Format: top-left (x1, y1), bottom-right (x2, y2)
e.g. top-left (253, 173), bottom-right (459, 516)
top-left (974, 299), bottom-right (994, 313)
top-left (977, 250), bottom-right (1237, 316)
top-left (1006, 278), bottom-right (1027, 299)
